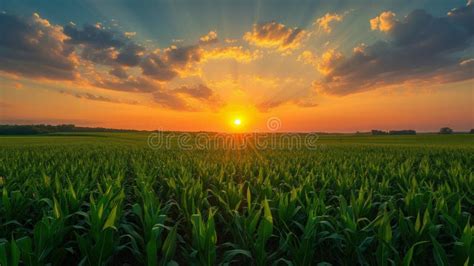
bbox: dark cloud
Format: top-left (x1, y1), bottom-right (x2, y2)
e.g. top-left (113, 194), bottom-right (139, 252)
top-left (257, 97), bottom-right (318, 112)
top-left (64, 23), bottom-right (124, 49)
top-left (64, 23), bottom-right (145, 67)
top-left (174, 84), bottom-right (214, 100)
top-left (0, 13), bottom-right (77, 80)
top-left (150, 83), bottom-right (224, 111)
top-left (318, 3), bottom-right (474, 95)
top-left (173, 83), bottom-right (224, 110)
top-left (0, 13), bottom-right (222, 112)
top-left (116, 43), bottom-right (145, 66)
top-left (94, 76), bottom-right (160, 93)
top-left (59, 90), bottom-right (139, 105)
top-left (75, 92), bottom-right (116, 103)
top-left (140, 45), bottom-right (202, 81)
top-left (152, 90), bottom-right (192, 111)
top-left (165, 45), bottom-right (202, 68)
top-left (81, 46), bottom-right (116, 65)
top-left (140, 52), bottom-right (179, 81)
top-left (108, 66), bottom-right (129, 79)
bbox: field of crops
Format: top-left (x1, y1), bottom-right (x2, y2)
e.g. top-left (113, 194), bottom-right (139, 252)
top-left (0, 133), bottom-right (473, 265)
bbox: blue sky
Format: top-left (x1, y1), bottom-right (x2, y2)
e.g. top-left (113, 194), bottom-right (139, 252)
top-left (1, 0), bottom-right (466, 45)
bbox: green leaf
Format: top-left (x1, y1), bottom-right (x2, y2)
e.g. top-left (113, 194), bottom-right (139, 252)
top-left (432, 237), bottom-right (449, 266)
top-left (161, 226), bottom-right (178, 264)
top-left (402, 241), bottom-right (428, 266)
top-left (11, 238), bottom-right (21, 266)
top-left (146, 239), bottom-right (157, 266)
top-left (259, 199), bottom-right (273, 241)
top-left (103, 205), bottom-right (118, 230)
top-left (222, 249), bottom-right (252, 262)
top-left (0, 242), bottom-right (8, 266)
top-left (53, 197), bottom-right (61, 219)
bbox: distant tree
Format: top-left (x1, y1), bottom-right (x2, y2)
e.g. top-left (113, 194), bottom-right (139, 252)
top-left (439, 127), bottom-right (453, 134)
top-left (389, 130), bottom-right (416, 135)
top-left (371, 130), bottom-right (388, 135)
top-left (470, 129), bottom-right (474, 134)
top-left (0, 124), bottom-right (137, 135)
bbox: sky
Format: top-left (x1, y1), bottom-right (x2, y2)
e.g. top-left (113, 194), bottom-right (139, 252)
top-left (0, 0), bottom-right (473, 132)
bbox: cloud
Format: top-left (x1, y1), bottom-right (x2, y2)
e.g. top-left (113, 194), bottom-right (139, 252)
top-left (0, 13), bottom-right (78, 80)
top-left (174, 84), bottom-right (214, 100)
top-left (150, 83), bottom-right (224, 111)
top-left (257, 98), bottom-right (318, 112)
top-left (300, 49), bottom-right (344, 76)
top-left (64, 23), bottom-right (145, 67)
top-left (199, 31), bottom-right (218, 45)
top-left (243, 21), bottom-right (307, 52)
top-left (94, 76), bottom-right (161, 93)
top-left (316, 3), bottom-right (474, 95)
top-left (59, 90), bottom-right (139, 105)
top-left (90, 71), bottom-right (223, 111)
top-left (173, 84), bottom-right (224, 110)
top-left (64, 23), bottom-right (124, 48)
top-left (140, 45), bottom-right (203, 81)
top-left (152, 90), bottom-right (191, 111)
top-left (224, 38), bottom-right (238, 44)
top-left (80, 46), bottom-right (117, 65)
top-left (297, 50), bottom-right (317, 65)
top-left (460, 58), bottom-right (474, 67)
top-left (116, 43), bottom-right (145, 66)
top-left (370, 11), bottom-right (397, 32)
top-left (316, 13), bottom-right (344, 33)
top-left (0, 13), bottom-right (232, 112)
top-left (124, 32), bottom-right (136, 38)
top-left (164, 45), bottom-right (202, 69)
top-left (203, 46), bottom-right (261, 63)
top-left (316, 49), bottom-right (345, 76)
top-left (227, 75), bottom-right (316, 111)
top-left (109, 66), bottom-right (129, 79)
top-left (140, 52), bottom-right (178, 81)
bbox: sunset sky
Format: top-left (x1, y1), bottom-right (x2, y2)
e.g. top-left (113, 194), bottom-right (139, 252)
top-left (0, 0), bottom-right (473, 132)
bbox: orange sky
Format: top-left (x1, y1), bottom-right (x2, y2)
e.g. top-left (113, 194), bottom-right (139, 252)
top-left (2, 76), bottom-right (472, 132)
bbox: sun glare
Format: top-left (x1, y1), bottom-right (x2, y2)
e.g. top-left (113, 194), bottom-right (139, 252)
top-left (233, 118), bottom-right (242, 126)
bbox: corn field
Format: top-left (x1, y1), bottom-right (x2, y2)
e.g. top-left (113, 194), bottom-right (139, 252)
top-left (0, 133), bottom-right (473, 265)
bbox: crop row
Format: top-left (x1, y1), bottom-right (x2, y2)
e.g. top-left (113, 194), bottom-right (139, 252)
top-left (0, 144), bottom-right (473, 265)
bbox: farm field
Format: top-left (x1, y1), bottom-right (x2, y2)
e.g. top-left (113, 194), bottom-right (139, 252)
top-left (0, 133), bottom-right (473, 265)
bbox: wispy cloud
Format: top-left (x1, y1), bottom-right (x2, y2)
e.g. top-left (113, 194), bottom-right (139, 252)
top-left (59, 89), bottom-right (139, 105)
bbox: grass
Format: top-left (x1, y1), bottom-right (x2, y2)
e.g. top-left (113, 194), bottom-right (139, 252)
top-left (0, 133), bottom-right (473, 265)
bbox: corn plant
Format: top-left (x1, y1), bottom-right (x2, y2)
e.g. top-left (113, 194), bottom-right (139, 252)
top-left (190, 209), bottom-right (217, 265)
top-left (75, 183), bottom-right (125, 265)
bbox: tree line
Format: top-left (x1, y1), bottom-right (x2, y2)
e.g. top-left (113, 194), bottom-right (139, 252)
top-left (0, 124), bottom-right (138, 135)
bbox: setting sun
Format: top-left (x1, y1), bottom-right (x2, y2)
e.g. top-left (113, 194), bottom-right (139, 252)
top-left (233, 118), bottom-right (242, 126)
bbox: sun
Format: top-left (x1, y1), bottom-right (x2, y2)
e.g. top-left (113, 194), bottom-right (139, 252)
top-left (233, 118), bottom-right (242, 126)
